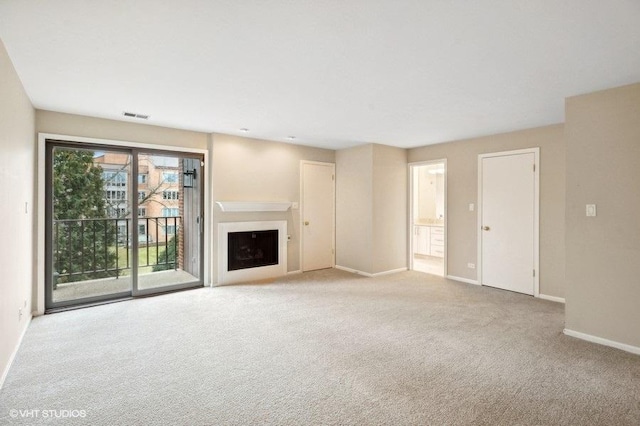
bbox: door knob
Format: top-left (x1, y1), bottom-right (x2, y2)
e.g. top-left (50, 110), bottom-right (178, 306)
top-left (482, 226), bottom-right (490, 231)
top-left (304, 221), bottom-right (310, 226)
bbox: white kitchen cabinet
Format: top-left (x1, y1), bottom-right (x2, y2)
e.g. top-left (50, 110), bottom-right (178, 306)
top-left (429, 226), bottom-right (444, 257)
top-left (414, 225), bottom-right (444, 257)
top-left (413, 225), bottom-right (430, 255)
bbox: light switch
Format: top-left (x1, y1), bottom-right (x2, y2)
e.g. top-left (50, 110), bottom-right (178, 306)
top-left (586, 204), bottom-right (597, 217)
top-left (469, 203), bottom-right (475, 212)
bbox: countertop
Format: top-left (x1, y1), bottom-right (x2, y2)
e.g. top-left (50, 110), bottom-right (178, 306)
top-left (414, 220), bottom-right (444, 227)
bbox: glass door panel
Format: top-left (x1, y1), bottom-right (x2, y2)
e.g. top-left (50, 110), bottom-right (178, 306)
top-left (134, 153), bottom-right (202, 292)
top-left (47, 145), bottom-right (133, 307)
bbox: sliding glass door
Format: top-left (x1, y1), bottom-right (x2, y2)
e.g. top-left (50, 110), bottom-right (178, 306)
top-left (45, 140), bottom-right (204, 310)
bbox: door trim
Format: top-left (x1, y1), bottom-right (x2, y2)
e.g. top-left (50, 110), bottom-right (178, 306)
top-left (37, 133), bottom-right (210, 314)
top-left (299, 160), bottom-right (336, 272)
top-left (477, 148), bottom-right (540, 297)
top-left (408, 159), bottom-right (448, 276)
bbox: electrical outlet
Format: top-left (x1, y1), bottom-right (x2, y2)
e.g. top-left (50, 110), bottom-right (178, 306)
top-left (467, 263), bottom-right (475, 269)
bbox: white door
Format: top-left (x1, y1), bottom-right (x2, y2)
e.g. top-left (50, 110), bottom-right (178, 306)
top-left (302, 162), bottom-right (335, 271)
top-left (480, 150), bottom-right (538, 295)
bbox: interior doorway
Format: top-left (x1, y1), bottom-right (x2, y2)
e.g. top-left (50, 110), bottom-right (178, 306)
top-left (409, 160), bottom-right (446, 277)
top-left (45, 140), bottom-right (205, 311)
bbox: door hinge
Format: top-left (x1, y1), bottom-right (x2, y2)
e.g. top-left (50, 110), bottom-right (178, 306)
top-left (533, 269), bottom-right (536, 277)
top-left (332, 249), bottom-right (334, 254)
top-left (533, 164), bottom-right (536, 172)
top-left (332, 174), bottom-right (335, 181)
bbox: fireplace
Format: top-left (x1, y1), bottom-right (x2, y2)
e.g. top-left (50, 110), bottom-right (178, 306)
top-left (218, 221), bottom-right (287, 284)
top-left (228, 230), bottom-right (278, 271)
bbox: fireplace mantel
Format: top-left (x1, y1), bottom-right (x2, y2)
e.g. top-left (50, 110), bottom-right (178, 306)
top-left (216, 201), bottom-right (292, 212)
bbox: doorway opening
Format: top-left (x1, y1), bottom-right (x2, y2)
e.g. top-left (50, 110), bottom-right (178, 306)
top-left (409, 160), bottom-right (446, 277)
top-left (45, 140), bottom-right (205, 311)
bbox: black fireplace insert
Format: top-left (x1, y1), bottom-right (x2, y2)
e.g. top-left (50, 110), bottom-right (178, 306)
top-left (228, 230), bottom-right (278, 271)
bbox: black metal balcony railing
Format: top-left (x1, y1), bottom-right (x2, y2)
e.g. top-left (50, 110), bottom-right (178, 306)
top-left (53, 216), bottom-right (180, 284)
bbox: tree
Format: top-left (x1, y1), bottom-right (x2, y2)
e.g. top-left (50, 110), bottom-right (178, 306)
top-left (53, 150), bottom-right (106, 220)
top-left (53, 149), bottom-right (117, 284)
top-left (153, 234), bottom-right (179, 272)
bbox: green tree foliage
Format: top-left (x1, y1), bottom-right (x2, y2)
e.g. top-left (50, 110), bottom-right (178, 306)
top-left (53, 150), bottom-right (107, 220)
top-left (153, 234), bottom-right (179, 272)
top-left (53, 149), bottom-right (117, 284)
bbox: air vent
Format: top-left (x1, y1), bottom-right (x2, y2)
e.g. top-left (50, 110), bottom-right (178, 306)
top-left (123, 111), bottom-right (149, 120)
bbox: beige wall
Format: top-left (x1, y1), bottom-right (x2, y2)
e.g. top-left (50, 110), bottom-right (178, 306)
top-left (372, 144), bottom-right (408, 274)
top-left (565, 83), bottom-right (640, 348)
top-left (211, 133), bottom-right (335, 280)
top-left (0, 39), bottom-right (35, 387)
top-left (336, 144), bottom-right (374, 273)
top-left (408, 124), bottom-right (566, 298)
top-left (36, 110), bottom-right (209, 150)
top-left (416, 166), bottom-right (445, 221)
top-left (336, 144), bottom-right (407, 275)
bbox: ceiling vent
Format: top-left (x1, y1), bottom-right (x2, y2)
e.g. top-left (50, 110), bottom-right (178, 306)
top-left (123, 111), bottom-right (149, 120)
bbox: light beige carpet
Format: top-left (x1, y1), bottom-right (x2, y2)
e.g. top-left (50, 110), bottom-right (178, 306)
top-left (1, 269), bottom-right (639, 425)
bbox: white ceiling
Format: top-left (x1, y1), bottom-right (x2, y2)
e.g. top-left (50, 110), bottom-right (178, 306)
top-left (1, 1), bottom-right (639, 150)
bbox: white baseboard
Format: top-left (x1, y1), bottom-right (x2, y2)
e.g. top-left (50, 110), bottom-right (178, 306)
top-left (335, 265), bottom-right (373, 277)
top-left (287, 270), bottom-right (302, 275)
top-left (0, 314), bottom-right (32, 390)
top-left (446, 275), bottom-right (479, 285)
top-left (564, 328), bottom-right (640, 355)
top-left (371, 267), bottom-right (407, 277)
top-left (538, 294), bottom-right (565, 304)
top-left (335, 265), bottom-right (407, 277)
